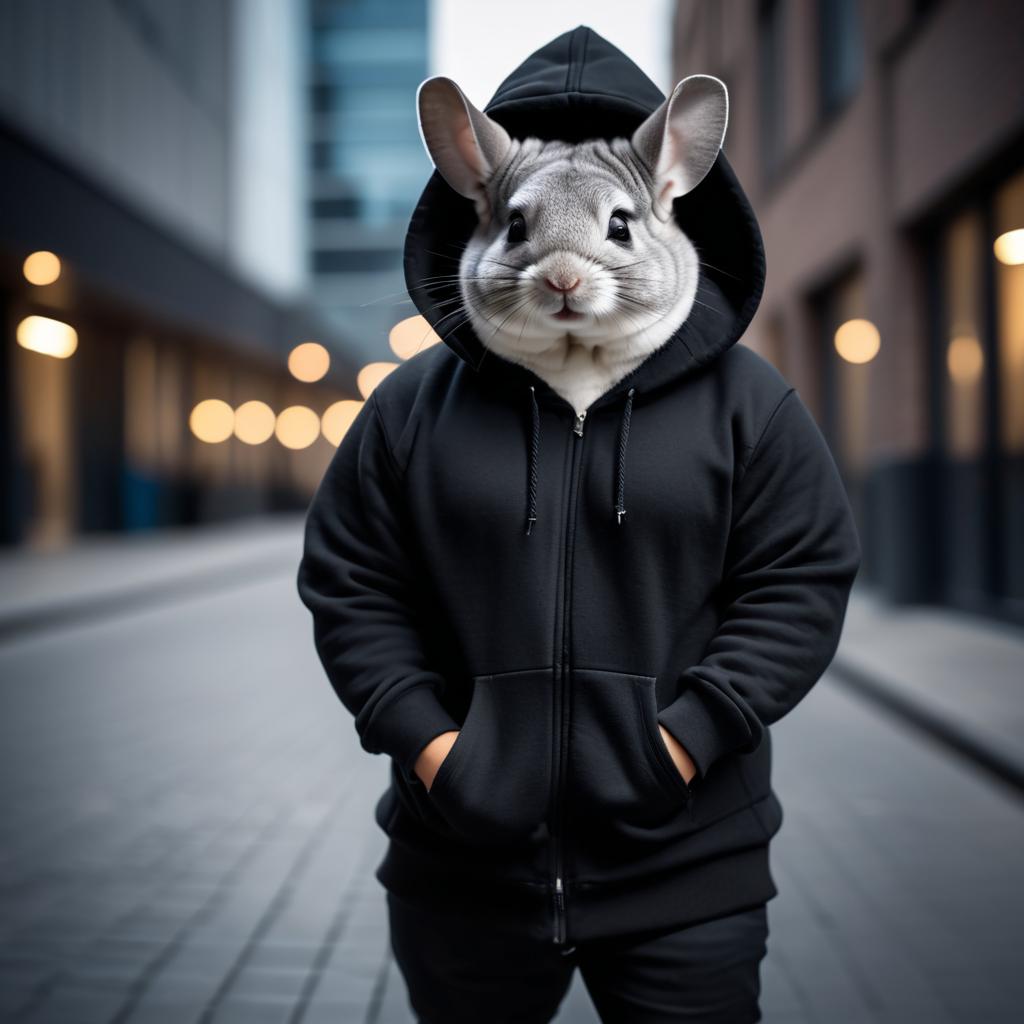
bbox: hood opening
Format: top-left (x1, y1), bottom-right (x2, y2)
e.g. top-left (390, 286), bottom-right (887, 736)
top-left (403, 24), bottom-right (766, 407)
top-left (403, 25), bottom-right (767, 534)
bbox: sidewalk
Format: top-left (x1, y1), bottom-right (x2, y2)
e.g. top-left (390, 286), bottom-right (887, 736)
top-left (832, 580), bottom-right (1024, 794)
top-left (2, 518), bottom-right (1021, 794)
top-left (0, 515), bottom-right (305, 640)
top-left (1, 521), bottom-right (1022, 1020)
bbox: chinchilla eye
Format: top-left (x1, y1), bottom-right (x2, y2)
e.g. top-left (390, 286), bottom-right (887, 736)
top-left (608, 212), bottom-right (631, 243)
top-left (507, 213), bottom-right (527, 245)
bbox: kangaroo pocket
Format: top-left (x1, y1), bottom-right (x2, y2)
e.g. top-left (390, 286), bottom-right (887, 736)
top-left (567, 669), bottom-right (692, 831)
top-left (426, 667), bottom-right (554, 846)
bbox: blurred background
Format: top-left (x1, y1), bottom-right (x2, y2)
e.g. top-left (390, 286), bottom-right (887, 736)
top-left (0, 1), bottom-right (1022, 1022)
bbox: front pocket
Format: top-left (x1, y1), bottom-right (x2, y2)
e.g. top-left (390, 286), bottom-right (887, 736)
top-left (568, 669), bottom-right (692, 829)
top-left (426, 667), bottom-right (554, 846)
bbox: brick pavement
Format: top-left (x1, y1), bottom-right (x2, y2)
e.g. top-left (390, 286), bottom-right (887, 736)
top-left (0, 526), bottom-right (1021, 1022)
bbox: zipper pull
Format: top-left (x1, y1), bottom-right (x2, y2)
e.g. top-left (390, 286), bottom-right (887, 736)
top-left (573, 411), bottom-right (586, 436)
top-left (552, 875), bottom-right (566, 944)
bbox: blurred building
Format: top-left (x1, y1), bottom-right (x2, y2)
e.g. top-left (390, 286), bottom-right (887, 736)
top-left (0, 0), bottom-right (361, 547)
top-left (306, 0), bottom-right (434, 365)
top-left (674, 0), bottom-right (1024, 625)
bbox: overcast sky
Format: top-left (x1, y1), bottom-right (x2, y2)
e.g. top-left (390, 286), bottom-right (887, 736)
top-left (429, 0), bottom-right (675, 109)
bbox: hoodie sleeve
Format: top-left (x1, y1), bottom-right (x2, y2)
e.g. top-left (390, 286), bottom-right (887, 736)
top-left (297, 390), bottom-right (460, 785)
top-left (656, 387), bottom-right (862, 784)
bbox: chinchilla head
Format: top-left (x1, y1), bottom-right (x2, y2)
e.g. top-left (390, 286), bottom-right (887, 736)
top-left (415, 73), bottom-right (728, 408)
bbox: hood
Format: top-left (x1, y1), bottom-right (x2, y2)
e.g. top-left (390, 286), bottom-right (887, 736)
top-left (402, 24), bottom-right (767, 532)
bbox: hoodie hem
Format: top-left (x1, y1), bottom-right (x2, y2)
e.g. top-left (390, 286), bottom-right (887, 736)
top-left (374, 834), bottom-right (778, 945)
top-left (567, 844), bottom-right (778, 943)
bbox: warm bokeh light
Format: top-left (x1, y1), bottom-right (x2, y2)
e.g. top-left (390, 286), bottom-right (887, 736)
top-left (233, 400), bottom-right (276, 445)
top-left (16, 315), bottom-right (78, 359)
top-left (275, 405), bottom-right (320, 449)
top-left (23, 250), bottom-right (62, 286)
top-left (357, 361), bottom-right (400, 398)
top-left (993, 228), bottom-right (1024, 266)
top-left (389, 314), bottom-right (443, 360)
top-left (322, 399), bottom-right (363, 446)
top-left (189, 399), bottom-right (235, 443)
top-left (947, 333), bottom-right (985, 385)
top-left (834, 318), bottom-right (881, 364)
top-left (288, 342), bottom-right (330, 382)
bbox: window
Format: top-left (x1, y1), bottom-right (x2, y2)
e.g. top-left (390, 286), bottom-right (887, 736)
top-left (815, 267), bottom-right (873, 480)
top-left (313, 27), bottom-right (426, 65)
top-left (994, 169), bottom-right (1024, 456)
top-left (757, 0), bottom-right (786, 183)
top-left (993, 168), bottom-right (1024, 599)
top-left (942, 209), bottom-right (987, 460)
top-left (808, 265), bottom-right (874, 566)
top-left (937, 206), bottom-right (989, 603)
top-left (817, 0), bottom-right (864, 118)
top-left (762, 314), bottom-right (788, 379)
top-left (312, 249), bottom-right (402, 274)
top-left (930, 164), bottom-right (1024, 612)
top-left (310, 196), bottom-right (363, 220)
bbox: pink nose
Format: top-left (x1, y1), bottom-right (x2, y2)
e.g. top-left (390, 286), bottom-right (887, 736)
top-left (544, 277), bottom-right (580, 294)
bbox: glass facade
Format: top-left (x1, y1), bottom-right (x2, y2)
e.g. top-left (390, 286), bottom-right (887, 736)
top-left (307, 0), bottom-right (432, 356)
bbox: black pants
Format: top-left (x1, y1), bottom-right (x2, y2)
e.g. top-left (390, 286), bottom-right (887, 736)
top-left (387, 891), bottom-right (770, 1024)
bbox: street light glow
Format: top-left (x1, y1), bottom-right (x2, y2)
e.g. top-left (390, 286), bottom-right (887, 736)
top-left (234, 400), bottom-right (276, 444)
top-left (834, 318), bottom-right (881, 364)
top-left (275, 405), bottom-right (320, 449)
top-left (994, 228), bottom-right (1024, 266)
top-left (389, 314), bottom-right (442, 360)
top-left (23, 250), bottom-right (62, 286)
top-left (16, 315), bottom-right (78, 358)
top-left (288, 342), bottom-right (330, 382)
top-left (322, 399), bottom-right (363, 446)
top-left (357, 361), bottom-right (399, 398)
top-left (190, 399), bottom-right (235, 443)
top-left (947, 334), bottom-right (984, 384)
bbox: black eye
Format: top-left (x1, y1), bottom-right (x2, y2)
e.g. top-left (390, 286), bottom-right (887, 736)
top-left (608, 212), bottom-right (631, 243)
top-left (507, 213), bottom-right (527, 245)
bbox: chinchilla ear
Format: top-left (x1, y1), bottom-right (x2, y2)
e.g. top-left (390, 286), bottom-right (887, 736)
top-left (631, 74), bottom-right (728, 222)
top-left (417, 76), bottom-right (512, 222)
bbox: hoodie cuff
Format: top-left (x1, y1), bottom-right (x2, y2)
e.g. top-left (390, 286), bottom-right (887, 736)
top-left (656, 684), bottom-right (755, 783)
top-left (369, 685), bottom-right (461, 785)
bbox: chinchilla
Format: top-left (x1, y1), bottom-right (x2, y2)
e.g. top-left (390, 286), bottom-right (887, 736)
top-left (415, 73), bottom-right (729, 415)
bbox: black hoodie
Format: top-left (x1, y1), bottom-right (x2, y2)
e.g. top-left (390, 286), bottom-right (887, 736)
top-left (297, 25), bottom-right (862, 946)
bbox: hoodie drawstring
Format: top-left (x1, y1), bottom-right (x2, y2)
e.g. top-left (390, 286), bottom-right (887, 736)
top-left (526, 386), bottom-right (540, 535)
top-left (614, 387), bottom-right (635, 524)
top-left (525, 385), bottom-right (635, 534)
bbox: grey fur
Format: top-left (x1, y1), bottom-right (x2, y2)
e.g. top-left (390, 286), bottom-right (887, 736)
top-left (416, 74), bottom-right (729, 416)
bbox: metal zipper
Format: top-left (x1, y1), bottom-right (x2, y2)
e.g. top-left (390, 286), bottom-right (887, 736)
top-left (552, 406), bottom-right (586, 946)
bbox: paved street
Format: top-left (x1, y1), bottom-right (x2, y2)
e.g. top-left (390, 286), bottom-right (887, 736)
top-left (1, 523), bottom-right (1022, 1022)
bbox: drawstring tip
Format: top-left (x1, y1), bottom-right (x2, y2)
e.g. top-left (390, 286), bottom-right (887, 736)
top-left (616, 509), bottom-right (626, 524)
top-left (526, 515), bottom-right (536, 535)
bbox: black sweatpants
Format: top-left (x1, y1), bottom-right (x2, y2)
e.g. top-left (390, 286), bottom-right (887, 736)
top-left (387, 891), bottom-right (770, 1024)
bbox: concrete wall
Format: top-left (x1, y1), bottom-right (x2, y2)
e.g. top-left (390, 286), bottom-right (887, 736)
top-left (673, 0), bottom-right (1024, 613)
top-left (673, 0), bottom-right (1024, 461)
top-left (0, 0), bottom-right (306, 299)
